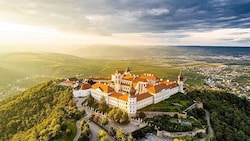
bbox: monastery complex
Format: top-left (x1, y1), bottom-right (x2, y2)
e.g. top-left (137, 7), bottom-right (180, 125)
top-left (61, 68), bottom-right (184, 115)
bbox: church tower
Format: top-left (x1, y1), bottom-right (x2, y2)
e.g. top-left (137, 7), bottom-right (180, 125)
top-left (124, 67), bottom-right (131, 75)
top-left (178, 71), bottom-right (184, 93)
top-left (128, 87), bottom-right (137, 115)
top-left (114, 71), bottom-right (122, 91)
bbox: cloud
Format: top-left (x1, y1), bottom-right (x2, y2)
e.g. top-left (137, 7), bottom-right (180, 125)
top-left (1, 0), bottom-right (249, 34)
top-left (147, 8), bottom-right (169, 16)
top-left (1, 0), bottom-right (250, 46)
top-left (230, 32), bottom-right (249, 35)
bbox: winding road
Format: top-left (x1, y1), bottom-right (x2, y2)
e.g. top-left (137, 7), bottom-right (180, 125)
top-left (73, 97), bottom-right (114, 141)
top-left (73, 98), bottom-right (86, 141)
top-left (205, 110), bottom-right (214, 140)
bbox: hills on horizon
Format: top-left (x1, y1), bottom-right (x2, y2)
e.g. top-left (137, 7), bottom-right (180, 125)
top-left (1, 44), bottom-right (249, 57)
top-left (70, 44), bottom-right (250, 59)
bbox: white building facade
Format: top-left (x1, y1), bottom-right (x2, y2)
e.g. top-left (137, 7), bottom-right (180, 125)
top-left (73, 68), bottom-right (184, 115)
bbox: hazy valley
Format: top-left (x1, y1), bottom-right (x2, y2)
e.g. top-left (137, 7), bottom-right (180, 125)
top-left (0, 46), bottom-right (249, 100)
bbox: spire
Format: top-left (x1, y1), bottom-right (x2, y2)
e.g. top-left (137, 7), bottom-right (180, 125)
top-left (130, 87), bottom-right (136, 94)
top-left (126, 67), bottom-right (131, 72)
top-left (129, 83), bottom-right (136, 97)
top-left (178, 70), bottom-right (184, 81)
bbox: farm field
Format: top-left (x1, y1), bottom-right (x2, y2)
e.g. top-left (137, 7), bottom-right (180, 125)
top-left (0, 52), bottom-right (213, 100)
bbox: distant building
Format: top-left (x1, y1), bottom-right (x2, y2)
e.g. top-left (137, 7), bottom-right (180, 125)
top-left (72, 67), bottom-right (184, 115)
top-left (73, 83), bottom-right (91, 97)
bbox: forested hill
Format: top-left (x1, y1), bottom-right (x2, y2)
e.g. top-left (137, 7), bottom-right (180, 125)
top-left (0, 81), bottom-right (72, 141)
top-left (188, 88), bottom-right (250, 141)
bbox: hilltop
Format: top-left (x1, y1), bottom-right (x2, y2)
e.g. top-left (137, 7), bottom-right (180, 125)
top-left (187, 88), bottom-right (250, 140)
top-left (0, 81), bottom-right (72, 140)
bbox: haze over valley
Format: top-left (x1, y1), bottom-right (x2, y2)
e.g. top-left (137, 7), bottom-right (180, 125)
top-left (0, 0), bottom-right (250, 141)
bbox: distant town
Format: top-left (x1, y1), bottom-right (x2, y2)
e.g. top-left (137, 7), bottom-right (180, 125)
top-left (186, 65), bottom-right (250, 99)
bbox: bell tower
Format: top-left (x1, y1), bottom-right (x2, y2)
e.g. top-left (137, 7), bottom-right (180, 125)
top-left (125, 67), bottom-right (131, 75)
top-left (114, 71), bottom-right (122, 91)
top-left (128, 87), bottom-right (137, 115)
top-left (178, 71), bottom-right (184, 93)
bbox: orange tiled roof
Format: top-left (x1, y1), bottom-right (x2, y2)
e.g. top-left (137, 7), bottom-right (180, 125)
top-left (147, 83), bottom-right (167, 94)
top-left (132, 82), bottom-right (138, 88)
top-left (166, 83), bottom-right (179, 89)
top-left (91, 83), bottom-right (114, 93)
top-left (79, 83), bottom-right (91, 90)
top-left (136, 92), bottom-right (153, 101)
top-left (134, 77), bottom-right (147, 82)
top-left (109, 92), bottom-right (128, 102)
top-left (162, 80), bottom-right (173, 85)
top-left (161, 80), bottom-right (179, 89)
top-left (140, 74), bottom-right (159, 81)
top-left (132, 77), bottom-right (147, 87)
top-left (123, 75), bottom-right (134, 81)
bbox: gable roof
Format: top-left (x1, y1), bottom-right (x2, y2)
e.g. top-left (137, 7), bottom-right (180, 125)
top-left (91, 83), bottom-right (114, 93)
top-left (166, 83), bottom-right (179, 89)
top-left (136, 92), bottom-right (153, 101)
top-left (79, 83), bottom-right (91, 90)
top-left (109, 92), bottom-right (128, 102)
top-left (132, 77), bottom-right (147, 87)
top-left (123, 75), bottom-right (134, 81)
top-left (162, 81), bottom-right (179, 88)
top-left (147, 83), bottom-right (167, 94)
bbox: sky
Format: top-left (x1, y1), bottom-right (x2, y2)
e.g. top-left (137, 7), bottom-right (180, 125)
top-left (0, 0), bottom-right (250, 51)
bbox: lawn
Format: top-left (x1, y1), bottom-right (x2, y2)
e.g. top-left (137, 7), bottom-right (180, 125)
top-left (145, 115), bottom-right (189, 132)
top-left (170, 117), bottom-right (203, 129)
top-left (63, 120), bottom-right (77, 141)
top-left (140, 93), bottom-right (193, 113)
top-left (145, 115), bottom-right (203, 132)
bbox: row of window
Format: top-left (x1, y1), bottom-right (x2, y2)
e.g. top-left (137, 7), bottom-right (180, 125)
top-left (109, 101), bottom-right (127, 109)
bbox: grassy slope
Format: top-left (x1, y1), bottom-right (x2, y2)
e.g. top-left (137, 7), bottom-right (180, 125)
top-left (140, 93), bottom-right (193, 113)
top-left (0, 53), bottom-right (105, 99)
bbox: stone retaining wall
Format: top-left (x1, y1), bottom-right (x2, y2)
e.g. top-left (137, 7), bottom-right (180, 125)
top-left (144, 112), bottom-right (187, 119)
top-left (157, 129), bottom-right (206, 138)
